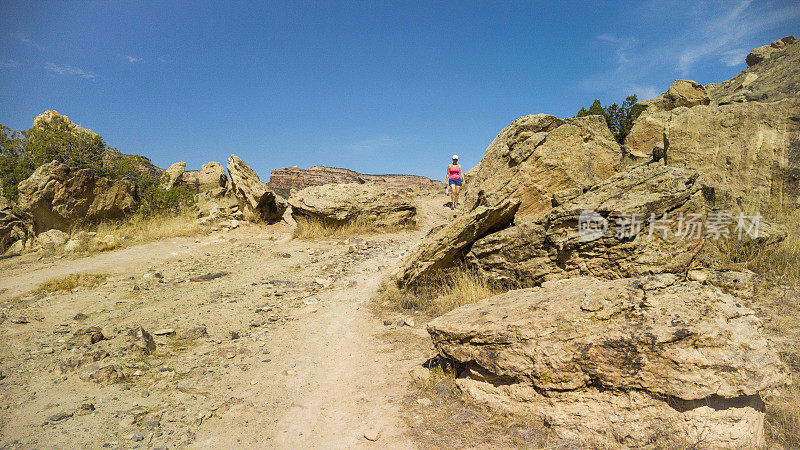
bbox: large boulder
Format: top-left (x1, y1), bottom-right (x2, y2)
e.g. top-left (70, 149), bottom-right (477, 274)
top-left (161, 161), bottom-right (186, 190)
top-left (17, 161), bottom-right (135, 233)
top-left (624, 99), bottom-right (800, 210)
top-left (395, 198), bottom-right (520, 289)
top-left (226, 155), bottom-right (286, 222)
top-left (197, 161), bottom-right (228, 193)
top-left (463, 114), bottom-right (622, 219)
top-left (467, 164), bottom-right (785, 287)
top-left (428, 276), bottom-right (788, 447)
top-left (287, 183), bottom-right (417, 227)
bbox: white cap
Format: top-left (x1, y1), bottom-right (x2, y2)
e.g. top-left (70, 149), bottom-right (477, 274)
top-left (452, 154), bottom-right (459, 160)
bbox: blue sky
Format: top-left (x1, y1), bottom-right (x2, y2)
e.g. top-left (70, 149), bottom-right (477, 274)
top-left (1, 1), bottom-right (797, 180)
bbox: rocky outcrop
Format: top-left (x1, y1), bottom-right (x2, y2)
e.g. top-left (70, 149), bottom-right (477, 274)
top-left (711, 36), bottom-right (799, 104)
top-left (268, 166), bottom-right (441, 198)
top-left (226, 155), bottom-right (286, 222)
top-left (395, 198), bottom-right (520, 289)
top-left (1, 196), bottom-right (33, 254)
top-left (745, 35), bottom-right (796, 67)
top-left (288, 183), bottom-right (417, 228)
top-left (467, 164), bottom-right (784, 287)
top-left (626, 99), bottom-right (800, 210)
top-left (428, 275), bottom-right (787, 447)
top-left (462, 114), bottom-right (622, 219)
top-left (196, 162), bottom-right (228, 194)
top-left (161, 161), bottom-right (186, 190)
top-left (32, 110), bottom-right (98, 138)
top-left (17, 161), bottom-right (135, 233)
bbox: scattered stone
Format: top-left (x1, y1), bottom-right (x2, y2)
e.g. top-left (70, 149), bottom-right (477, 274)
top-left (182, 326), bottom-right (208, 340)
top-left (10, 317), bottom-right (30, 324)
top-left (73, 313), bottom-right (88, 321)
top-left (229, 331), bottom-right (240, 340)
top-left (127, 327), bottom-right (157, 355)
top-left (87, 365), bottom-right (124, 384)
top-left (417, 398), bottom-right (433, 407)
top-left (153, 328), bottom-right (175, 336)
top-left (190, 271), bottom-right (229, 282)
top-left (68, 327), bottom-right (105, 347)
top-left (383, 320), bottom-right (392, 326)
top-left (48, 410), bottom-right (73, 422)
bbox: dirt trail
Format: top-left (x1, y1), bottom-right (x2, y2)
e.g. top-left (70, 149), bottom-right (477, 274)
top-left (0, 195), bottom-right (450, 448)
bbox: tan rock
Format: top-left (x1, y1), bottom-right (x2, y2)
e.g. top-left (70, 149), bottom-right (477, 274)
top-left (17, 161), bottom-right (135, 233)
top-left (428, 276), bottom-right (788, 447)
top-left (467, 164), bottom-right (786, 289)
top-left (197, 162), bottom-right (228, 193)
top-left (463, 114), bottom-right (622, 219)
top-left (0, 196), bottom-right (33, 254)
top-left (711, 36), bottom-right (799, 104)
top-left (227, 155), bottom-right (286, 222)
top-left (288, 183), bottom-right (416, 228)
top-left (395, 198), bottom-right (519, 289)
top-left (161, 161), bottom-right (186, 189)
top-left (625, 99), bottom-right (800, 211)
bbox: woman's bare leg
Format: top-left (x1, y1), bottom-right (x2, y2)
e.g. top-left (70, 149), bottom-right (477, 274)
top-left (450, 185), bottom-right (456, 209)
top-left (453, 185), bottom-right (461, 208)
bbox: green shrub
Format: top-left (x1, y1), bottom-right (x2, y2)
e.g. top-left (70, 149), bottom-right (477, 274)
top-left (0, 115), bottom-right (194, 216)
top-left (576, 95), bottom-right (645, 144)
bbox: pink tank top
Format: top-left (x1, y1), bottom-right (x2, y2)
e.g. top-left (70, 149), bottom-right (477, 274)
top-left (449, 164), bottom-right (461, 180)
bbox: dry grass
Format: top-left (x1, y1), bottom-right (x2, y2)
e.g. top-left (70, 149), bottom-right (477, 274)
top-left (94, 210), bottom-right (202, 247)
top-left (381, 266), bottom-right (502, 316)
top-left (766, 375), bottom-right (800, 448)
top-left (293, 215), bottom-right (414, 240)
top-left (32, 273), bottom-right (108, 297)
top-left (715, 209), bottom-right (800, 284)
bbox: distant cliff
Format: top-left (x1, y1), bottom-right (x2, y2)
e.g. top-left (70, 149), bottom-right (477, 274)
top-left (267, 165), bottom-right (442, 198)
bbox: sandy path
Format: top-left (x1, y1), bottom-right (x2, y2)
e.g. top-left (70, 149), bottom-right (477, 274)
top-left (0, 195), bottom-right (448, 448)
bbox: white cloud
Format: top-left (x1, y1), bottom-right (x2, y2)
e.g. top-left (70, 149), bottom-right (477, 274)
top-left (719, 48), bottom-right (748, 67)
top-left (45, 62), bottom-right (96, 79)
top-left (675, 0), bottom-right (798, 75)
top-left (157, 56), bottom-right (168, 63)
top-left (126, 55), bottom-right (143, 63)
top-left (11, 32), bottom-right (43, 50)
top-left (1, 59), bottom-right (20, 69)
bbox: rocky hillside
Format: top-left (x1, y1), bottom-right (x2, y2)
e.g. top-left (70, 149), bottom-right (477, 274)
top-left (268, 165), bottom-right (441, 198)
top-left (392, 35), bottom-right (799, 448)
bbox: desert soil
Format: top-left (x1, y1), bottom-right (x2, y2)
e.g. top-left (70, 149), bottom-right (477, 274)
top-left (0, 195), bottom-right (455, 448)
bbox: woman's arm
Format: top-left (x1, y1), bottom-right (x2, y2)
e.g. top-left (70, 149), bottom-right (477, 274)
top-left (459, 165), bottom-right (464, 182)
top-left (446, 165), bottom-right (450, 183)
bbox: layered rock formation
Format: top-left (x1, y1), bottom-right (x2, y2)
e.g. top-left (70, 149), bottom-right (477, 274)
top-left (395, 198), bottom-right (520, 289)
top-left (428, 275), bottom-right (787, 447)
top-left (227, 155), bottom-right (286, 222)
top-left (625, 37), bottom-right (800, 211)
top-left (467, 164), bottom-right (784, 287)
top-left (462, 114), bottom-right (623, 219)
top-left (268, 165), bottom-right (441, 198)
top-left (17, 161), bottom-right (135, 233)
top-left (288, 183), bottom-right (417, 229)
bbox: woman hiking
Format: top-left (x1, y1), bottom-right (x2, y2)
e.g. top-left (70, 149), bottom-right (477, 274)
top-left (446, 155), bottom-right (464, 210)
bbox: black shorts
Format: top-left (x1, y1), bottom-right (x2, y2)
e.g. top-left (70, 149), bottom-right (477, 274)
top-left (448, 179), bottom-right (462, 186)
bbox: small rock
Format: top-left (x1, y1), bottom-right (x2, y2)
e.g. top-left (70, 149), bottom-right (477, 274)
top-left (127, 327), bottom-right (156, 355)
top-left (131, 432), bottom-right (144, 442)
top-left (402, 318), bottom-right (415, 327)
top-left (383, 320), bottom-right (392, 326)
top-left (88, 365), bottom-right (124, 384)
top-left (153, 328), bottom-right (175, 336)
top-left (182, 326), bottom-right (208, 340)
top-left (230, 331), bottom-right (240, 340)
top-left (49, 410), bottom-right (73, 422)
top-left (10, 317), bottom-right (29, 324)
top-left (73, 313), bottom-right (88, 321)
top-left (417, 398), bottom-right (433, 406)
